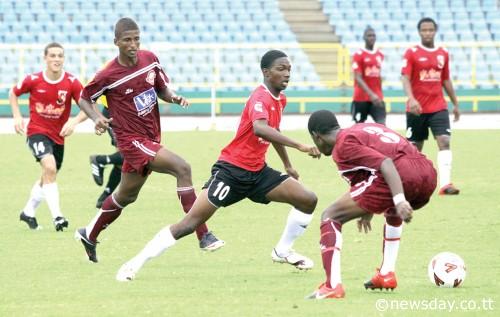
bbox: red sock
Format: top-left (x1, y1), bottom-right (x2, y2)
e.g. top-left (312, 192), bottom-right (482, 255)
top-left (87, 195), bottom-right (123, 242)
top-left (177, 187), bottom-right (208, 240)
top-left (320, 219), bottom-right (342, 288)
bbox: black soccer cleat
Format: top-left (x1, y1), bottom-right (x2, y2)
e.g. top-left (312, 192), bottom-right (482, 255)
top-left (90, 155), bottom-right (104, 186)
top-left (199, 231), bottom-right (225, 251)
top-left (75, 228), bottom-right (98, 263)
top-left (53, 216), bottom-right (69, 231)
top-left (20, 211), bottom-right (39, 230)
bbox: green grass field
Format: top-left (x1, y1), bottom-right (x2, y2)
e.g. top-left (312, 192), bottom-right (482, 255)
top-left (1, 129), bottom-right (499, 317)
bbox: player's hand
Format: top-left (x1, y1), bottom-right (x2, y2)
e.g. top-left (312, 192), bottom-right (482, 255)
top-left (408, 97), bottom-right (422, 115)
top-left (60, 119), bottom-right (76, 137)
top-left (285, 166), bottom-right (300, 180)
top-left (94, 116), bottom-right (112, 136)
top-left (298, 144), bottom-right (321, 159)
top-left (13, 116), bottom-right (25, 134)
top-left (357, 213), bottom-right (373, 233)
top-left (453, 105), bottom-right (460, 122)
top-left (172, 95), bottom-right (189, 108)
top-left (370, 94), bottom-right (383, 108)
top-left (395, 200), bottom-right (413, 223)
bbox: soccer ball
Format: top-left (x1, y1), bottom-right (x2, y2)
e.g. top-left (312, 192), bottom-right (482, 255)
top-left (428, 252), bottom-right (466, 288)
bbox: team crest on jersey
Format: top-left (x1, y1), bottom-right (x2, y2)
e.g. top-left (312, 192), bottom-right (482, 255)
top-left (254, 102), bottom-right (263, 112)
top-left (146, 70), bottom-right (156, 85)
top-left (57, 90), bottom-right (68, 105)
top-left (437, 55), bottom-right (445, 69)
top-left (133, 87), bottom-right (157, 116)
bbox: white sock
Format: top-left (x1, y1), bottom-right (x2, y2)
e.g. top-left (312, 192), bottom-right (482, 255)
top-left (380, 223), bottom-right (403, 275)
top-left (23, 181), bottom-right (44, 217)
top-left (437, 150), bottom-right (452, 188)
top-left (274, 208), bottom-right (313, 256)
top-left (330, 224), bottom-right (343, 287)
top-left (42, 182), bottom-right (63, 219)
top-left (132, 226), bottom-right (177, 268)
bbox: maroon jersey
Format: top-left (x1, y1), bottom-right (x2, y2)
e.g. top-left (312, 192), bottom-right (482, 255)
top-left (81, 50), bottom-right (169, 147)
top-left (333, 123), bottom-right (425, 189)
top-left (352, 48), bottom-right (384, 101)
top-left (12, 71), bottom-right (82, 144)
top-left (219, 84), bottom-right (286, 171)
top-left (401, 45), bottom-right (450, 113)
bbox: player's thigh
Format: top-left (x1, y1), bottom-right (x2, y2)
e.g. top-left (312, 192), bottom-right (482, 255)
top-left (351, 101), bottom-right (369, 123)
top-left (406, 112), bottom-right (429, 142)
top-left (370, 101), bottom-right (387, 124)
top-left (322, 192), bottom-right (368, 224)
top-left (148, 146), bottom-right (190, 176)
top-left (262, 171), bottom-right (317, 212)
top-left (203, 161), bottom-right (248, 208)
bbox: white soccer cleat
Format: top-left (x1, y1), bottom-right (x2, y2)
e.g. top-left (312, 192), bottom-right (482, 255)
top-left (271, 248), bottom-right (314, 270)
top-left (116, 259), bottom-right (142, 282)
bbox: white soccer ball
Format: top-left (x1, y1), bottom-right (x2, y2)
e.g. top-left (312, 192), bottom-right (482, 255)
top-left (428, 252), bottom-right (466, 288)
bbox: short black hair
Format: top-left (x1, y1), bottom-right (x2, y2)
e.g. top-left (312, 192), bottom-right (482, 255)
top-left (417, 17), bottom-right (438, 31)
top-left (364, 26), bottom-right (375, 36)
top-left (44, 42), bottom-right (63, 56)
top-left (115, 17), bottom-right (139, 39)
top-left (308, 110), bottom-right (340, 135)
top-left (260, 50), bottom-right (288, 70)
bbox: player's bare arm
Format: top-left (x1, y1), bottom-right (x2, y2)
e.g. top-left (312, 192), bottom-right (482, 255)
top-left (78, 98), bottom-right (111, 135)
top-left (380, 157), bottom-right (413, 222)
top-left (272, 142), bottom-right (299, 179)
top-left (8, 89), bottom-right (25, 134)
top-left (60, 110), bottom-right (88, 137)
top-left (355, 73), bottom-right (382, 107)
top-left (253, 119), bottom-right (320, 158)
top-left (402, 75), bottom-right (422, 115)
top-left (443, 79), bottom-right (460, 122)
top-left (157, 86), bottom-right (189, 108)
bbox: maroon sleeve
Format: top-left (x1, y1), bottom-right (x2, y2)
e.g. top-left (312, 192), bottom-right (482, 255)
top-left (81, 71), bottom-right (106, 103)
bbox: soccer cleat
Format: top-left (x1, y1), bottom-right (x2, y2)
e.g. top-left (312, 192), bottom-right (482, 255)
top-left (90, 155), bottom-right (104, 186)
top-left (439, 184), bottom-right (460, 195)
top-left (96, 190), bottom-right (111, 209)
top-left (53, 216), bottom-right (69, 231)
top-left (364, 269), bottom-right (398, 290)
top-left (271, 248), bottom-right (314, 270)
top-left (116, 259), bottom-right (141, 282)
top-left (19, 211), bottom-right (40, 230)
top-left (199, 231), bottom-right (225, 251)
top-left (306, 283), bottom-right (345, 299)
top-left (74, 228), bottom-right (98, 263)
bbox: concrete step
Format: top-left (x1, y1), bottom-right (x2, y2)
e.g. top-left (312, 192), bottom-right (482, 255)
top-left (279, 1), bottom-right (323, 10)
top-left (289, 23), bottom-right (334, 33)
top-left (296, 33), bottom-right (339, 42)
top-left (284, 13), bottom-right (329, 22)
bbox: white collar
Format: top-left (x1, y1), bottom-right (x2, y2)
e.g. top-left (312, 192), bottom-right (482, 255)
top-left (362, 48), bottom-right (378, 55)
top-left (260, 84), bottom-right (281, 101)
top-left (43, 70), bottom-right (65, 84)
top-left (418, 44), bottom-right (439, 52)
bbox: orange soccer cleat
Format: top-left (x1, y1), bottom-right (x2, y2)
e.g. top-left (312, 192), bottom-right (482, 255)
top-left (306, 283), bottom-right (345, 299)
top-left (364, 269), bottom-right (397, 290)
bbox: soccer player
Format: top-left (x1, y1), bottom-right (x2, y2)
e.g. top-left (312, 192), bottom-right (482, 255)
top-left (351, 27), bottom-right (386, 125)
top-left (74, 18), bottom-right (224, 263)
top-left (89, 106), bottom-right (124, 209)
top-left (115, 50), bottom-right (320, 281)
top-left (10, 42), bottom-right (87, 231)
top-left (402, 17), bottom-right (460, 195)
top-left (306, 110), bottom-right (437, 299)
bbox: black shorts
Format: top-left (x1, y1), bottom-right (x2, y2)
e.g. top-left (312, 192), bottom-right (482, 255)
top-left (406, 109), bottom-right (451, 142)
top-left (202, 160), bottom-right (290, 208)
top-left (351, 101), bottom-right (386, 124)
top-left (102, 107), bottom-right (117, 146)
top-left (26, 134), bottom-right (64, 170)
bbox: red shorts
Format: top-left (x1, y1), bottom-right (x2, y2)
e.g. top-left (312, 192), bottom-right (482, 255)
top-left (118, 137), bottom-right (162, 176)
top-left (351, 157), bottom-right (437, 214)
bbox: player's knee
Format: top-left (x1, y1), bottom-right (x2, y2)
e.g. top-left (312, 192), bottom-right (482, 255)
top-left (386, 215), bottom-right (403, 226)
top-left (294, 190), bottom-right (317, 214)
top-left (42, 165), bottom-right (57, 180)
top-left (176, 161), bottom-right (192, 180)
top-left (116, 192), bottom-right (139, 206)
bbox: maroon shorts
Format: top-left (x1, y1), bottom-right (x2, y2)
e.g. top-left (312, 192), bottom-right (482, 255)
top-left (351, 157), bottom-right (437, 214)
top-left (118, 137), bottom-right (162, 176)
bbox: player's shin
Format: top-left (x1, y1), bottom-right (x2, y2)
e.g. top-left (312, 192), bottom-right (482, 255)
top-left (380, 217), bottom-right (403, 275)
top-left (23, 181), bottom-right (44, 217)
top-left (437, 150), bottom-right (452, 188)
top-left (274, 207), bottom-right (313, 255)
top-left (177, 187), bottom-right (208, 240)
top-left (320, 219), bottom-right (343, 288)
top-left (86, 194), bottom-right (123, 242)
top-left (42, 182), bottom-right (63, 218)
top-left (135, 226), bottom-right (177, 265)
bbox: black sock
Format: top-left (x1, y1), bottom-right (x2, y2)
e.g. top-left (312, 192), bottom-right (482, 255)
top-left (95, 155), bottom-right (107, 165)
top-left (107, 152), bottom-right (123, 165)
top-left (105, 165), bottom-right (122, 193)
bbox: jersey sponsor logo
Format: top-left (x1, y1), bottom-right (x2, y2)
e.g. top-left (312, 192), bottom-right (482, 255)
top-left (419, 69), bottom-right (442, 82)
top-left (257, 136), bottom-right (270, 145)
top-left (364, 66), bottom-right (381, 77)
top-left (35, 102), bottom-right (65, 118)
top-left (437, 55), bottom-right (445, 69)
top-left (364, 58), bottom-right (371, 62)
top-left (125, 88), bottom-right (134, 94)
top-left (418, 57), bottom-right (428, 61)
top-left (56, 90), bottom-right (68, 105)
top-left (37, 89), bottom-right (46, 93)
top-left (254, 102), bottom-right (263, 112)
top-left (146, 70), bottom-right (156, 85)
top-left (133, 87), bottom-right (157, 116)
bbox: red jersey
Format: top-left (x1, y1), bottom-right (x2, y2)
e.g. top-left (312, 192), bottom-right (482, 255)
top-left (333, 123), bottom-right (425, 187)
top-left (352, 48), bottom-right (384, 101)
top-left (12, 71), bottom-right (82, 144)
top-left (81, 50), bottom-right (169, 147)
top-left (219, 84), bottom-right (286, 171)
top-left (401, 45), bottom-right (450, 113)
